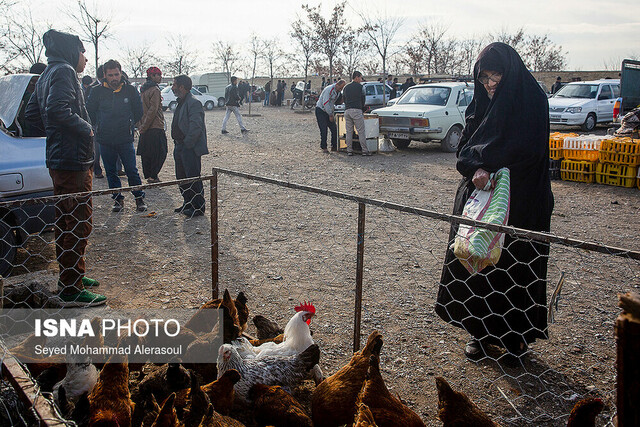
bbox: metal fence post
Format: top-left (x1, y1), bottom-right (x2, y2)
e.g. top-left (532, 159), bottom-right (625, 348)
top-left (353, 202), bottom-right (366, 352)
top-left (210, 171), bottom-right (219, 300)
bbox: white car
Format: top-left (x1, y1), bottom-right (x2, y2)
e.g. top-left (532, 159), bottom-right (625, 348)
top-left (373, 82), bottom-right (474, 152)
top-left (548, 79), bottom-right (620, 131)
top-left (161, 86), bottom-right (218, 111)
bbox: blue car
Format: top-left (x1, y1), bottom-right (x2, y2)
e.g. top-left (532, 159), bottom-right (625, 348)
top-left (0, 74), bottom-right (55, 277)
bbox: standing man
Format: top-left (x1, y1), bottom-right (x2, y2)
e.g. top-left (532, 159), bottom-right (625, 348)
top-left (171, 75), bottom-right (208, 217)
top-left (222, 76), bottom-right (248, 135)
top-left (137, 66), bottom-right (167, 184)
top-left (86, 59), bottom-right (147, 213)
top-left (551, 76), bottom-right (562, 94)
top-left (264, 80), bottom-right (271, 106)
top-left (343, 71), bottom-right (371, 157)
top-left (315, 78), bottom-right (346, 153)
top-left (25, 29), bottom-right (106, 307)
top-left (276, 80), bottom-right (284, 106)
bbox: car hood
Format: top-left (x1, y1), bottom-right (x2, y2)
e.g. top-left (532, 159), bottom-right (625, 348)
top-left (373, 103), bottom-right (446, 117)
top-left (0, 74), bottom-right (35, 128)
top-left (548, 97), bottom-right (593, 108)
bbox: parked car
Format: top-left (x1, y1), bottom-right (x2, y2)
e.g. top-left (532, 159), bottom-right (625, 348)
top-left (548, 79), bottom-right (620, 131)
top-left (0, 74), bottom-right (55, 276)
top-left (251, 85), bottom-right (265, 102)
top-left (373, 82), bottom-right (474, 152)
top-left (161, 86), bottom-right (218, 111)
top-left (335, 81), bottom-right (394, 112)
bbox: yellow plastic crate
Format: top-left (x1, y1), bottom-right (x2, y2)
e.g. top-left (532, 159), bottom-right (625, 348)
top-left (549, 132), bottom-right (577, 160)
top-left (563, 136), bottom-right (604, 162)
top-left (599, 138), bottom-right (640, 166)
top-left (560, 160), bottom-right (596, 183)
top-left (595, 163), bottom-right (638, 188)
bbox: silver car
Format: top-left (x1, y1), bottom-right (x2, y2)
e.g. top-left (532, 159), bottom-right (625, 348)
top-left (0, 73), bottom-right (55, 276)
top-left (334, 81), bottom-right (394, 113)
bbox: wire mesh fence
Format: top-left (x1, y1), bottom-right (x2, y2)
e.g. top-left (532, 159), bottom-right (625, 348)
top-left (1, 169), bottom-right (638, 426)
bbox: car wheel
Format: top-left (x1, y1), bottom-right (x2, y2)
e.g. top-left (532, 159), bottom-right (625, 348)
top-left (218, 97), bottom-right (225, 107)
top-left (169, 101), bottom-right (178, 112)
top-left (205, 101), bottom-right (215, 111)
top-left (581, 113), bottom-right (596, 131)
top-left (441, 125), bottom-right (462, 153)
top-left (0, 219), bottom-right (16, 277)
top-left (391, 138), bottom-right (411, 149)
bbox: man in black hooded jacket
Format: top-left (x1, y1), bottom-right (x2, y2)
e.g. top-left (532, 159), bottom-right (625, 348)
top-left (25, 29), bottom-right (106, 307)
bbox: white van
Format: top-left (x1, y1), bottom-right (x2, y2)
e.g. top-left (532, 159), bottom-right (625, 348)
top-left (190, 72), bottom-right (230, 107)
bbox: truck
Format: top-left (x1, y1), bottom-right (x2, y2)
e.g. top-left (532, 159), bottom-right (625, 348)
top-left (613, 59), bottom-right (640, 122)
top-left (190, 72), bottom-right (230, 107)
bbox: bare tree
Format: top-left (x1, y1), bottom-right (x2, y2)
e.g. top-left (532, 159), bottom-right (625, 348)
top-left (2, 7), bottom-right (49, 71)
top-left (419, 23), bottom-right (459, 74)
top-left (212, 41), bottom-right (238, 83)
top-left (247, 34), bottom-right (261, 115)
top-left (67, 0), bottom-right (112, 76)
top-left (456, 37), bottom-right (484, 76)
top-left (489, 27), bottom-right (527, 53)
top-left (357, 9), bottom-right (403, 79)
top-left (524, 34), bottom-right (566, 71)
top-left (124, 43), bottom-right (156, 78)
top-left (401, 41), bottom-right (424, 76)
top-left (290, 15), bottom-right (315, 82)
top-left (261, 38), bottom-right (283, 82)
top-left (340, 33), bottom-right (368, 79)
top-left (302, 1), bottom-right (353, 80)
top-left (163, 35), bottom-right (198, 76)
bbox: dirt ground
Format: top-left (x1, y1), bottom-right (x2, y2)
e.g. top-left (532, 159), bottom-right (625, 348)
top-left (6, 103), bottom-right (640, 426)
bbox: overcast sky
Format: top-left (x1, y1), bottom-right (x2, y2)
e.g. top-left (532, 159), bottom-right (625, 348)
top-left (25, 0), bottom-right (640, 73)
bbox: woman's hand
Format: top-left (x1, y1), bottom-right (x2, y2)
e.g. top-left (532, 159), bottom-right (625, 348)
top-left (472, 168), bottom-right (493, 190)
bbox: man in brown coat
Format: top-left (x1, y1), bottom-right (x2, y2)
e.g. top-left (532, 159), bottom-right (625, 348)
top-left (137, 66), bottom-right (167, 183)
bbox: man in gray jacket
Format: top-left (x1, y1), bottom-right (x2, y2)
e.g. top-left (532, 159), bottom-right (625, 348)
top-left (171, 75), bottom-right (208, 217)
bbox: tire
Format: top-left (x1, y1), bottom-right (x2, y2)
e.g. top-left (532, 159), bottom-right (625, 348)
top-left (441, 125), bottom-right (462, 153)
top-left (581, 113), bottom-right (596, 132)
top-left (391, 138), bottom-right (410, 149)
top-left (169, 101), bottom-right (178, 112)
top-left (218, 97), bottom-right (225, 107)
top-left (204, 101), bottom-right (215, 111)
top-left (0, 219), bottom-right (16, 277)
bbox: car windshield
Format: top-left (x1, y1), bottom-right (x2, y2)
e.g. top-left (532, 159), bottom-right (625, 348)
top-left (554, 84), bottom-right (599, 99)
top-left (397, 87), bottom-right (451, 106)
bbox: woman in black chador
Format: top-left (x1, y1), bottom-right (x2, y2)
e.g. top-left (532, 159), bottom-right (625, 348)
top-left (435, 42), bottom-right (554, 361)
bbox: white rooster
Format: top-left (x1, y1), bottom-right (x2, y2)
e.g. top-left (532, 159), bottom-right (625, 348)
top-left (232, 301), bottom-right (324, 383)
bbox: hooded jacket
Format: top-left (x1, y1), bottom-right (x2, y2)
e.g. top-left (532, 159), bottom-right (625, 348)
top-left (24, 29), bottom-right (94, 171)
top-left (86, 79), bottom-right (143, 146)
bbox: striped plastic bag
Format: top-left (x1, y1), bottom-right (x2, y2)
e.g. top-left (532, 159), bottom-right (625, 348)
top-left (453, 168), bottom-right (510, 274)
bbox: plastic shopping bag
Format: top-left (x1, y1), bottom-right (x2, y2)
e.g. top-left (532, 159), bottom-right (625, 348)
top-left (453, 167), bottom-right (510, 274)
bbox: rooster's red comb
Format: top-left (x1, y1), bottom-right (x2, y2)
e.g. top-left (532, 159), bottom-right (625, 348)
top-left (294, 301), bottom-right (316, 314)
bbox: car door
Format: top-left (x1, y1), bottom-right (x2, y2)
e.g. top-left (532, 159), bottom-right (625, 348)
top-left (455, 87), bottom-right (473, 121)
top-left (596, 84), bottom-right (615, 122)
top-left (365, 84), bottom-right (379, 107)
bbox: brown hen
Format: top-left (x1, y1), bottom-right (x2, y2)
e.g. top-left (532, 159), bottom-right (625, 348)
top-left (151, 393), bottom-right (183, 427)
top-left (248, 383), bottom-right (313, 427)
top-left (175, 369), bottom-right (241, 416)
top-left (435, 377), bottom-right (499, 427)
top-left (311, 330), bottom-right (383, 427)
top-left (88, 354), bottom-right (134, 427)
top-left (353, 403), bottom-right (378, 427)
top-left (566, 397), bottom-right (604, 427)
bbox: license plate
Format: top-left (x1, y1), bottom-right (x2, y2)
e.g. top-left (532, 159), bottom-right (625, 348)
top-left (388, 132), bottom-right (410, 139)
top-left (550, 115), bottom-right (561, 120)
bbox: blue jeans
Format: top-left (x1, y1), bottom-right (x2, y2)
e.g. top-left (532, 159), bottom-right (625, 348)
top-left (315, 107), bottom-right (337, 149)
top-left (100, 142), bottom-right (145, 200)
top-left (264, 92), bottom-right (270, 106)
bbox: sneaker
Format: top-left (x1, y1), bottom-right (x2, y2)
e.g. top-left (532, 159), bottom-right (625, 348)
top-left (112, 199), bottom-right (124, 212)
top-left (221, 130), bottom-right (229, 134)
top-left (81, 277), bottom-right (100, 288)
top-left (241, 128), bottom-right (249, 134)
top-left (135, 197), bottom-right (148, 212)
top-left (147, 177), bottom-right (160, 183)
top-left (58, 289), bottom-right (107, 307)
top-left (347, 152), bottom-right (354, 156)
top-left (362, 152), bottom-right (372, 156)
top-left (117, 170), bottom-right (126, 177)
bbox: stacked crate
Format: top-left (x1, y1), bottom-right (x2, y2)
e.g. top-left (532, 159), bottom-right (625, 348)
top-left (548, 132), bottom-right (577, 180)
top-left (597, 137), bottom-right (640, 188)
top-left (560, 135), bottom-right (604, 183)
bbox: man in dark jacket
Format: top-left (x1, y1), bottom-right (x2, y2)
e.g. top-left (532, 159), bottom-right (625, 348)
top-left (171, 75), bottom-right (208, 217)
top-left (222, 76), bottom-right (248, 135)
top-left (86, 59), bottom-right (146, 212)
top-left (343, 71), bottom-right (371, 156)
top-left (25, 29), bottom-right (106, 307)
top-left (264, 80), bottom-right (271, 106)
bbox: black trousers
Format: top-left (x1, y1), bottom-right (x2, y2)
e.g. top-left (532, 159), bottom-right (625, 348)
top-left (174, 144), bottom-right (205, 211)
top-left (315, 107), bottom-right (337, 150)
top-left (137, 128), bottom-right (168, 180)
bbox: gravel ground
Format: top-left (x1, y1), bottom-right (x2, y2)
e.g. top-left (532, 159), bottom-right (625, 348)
top-left (6, 103), bottom-right (640, 426)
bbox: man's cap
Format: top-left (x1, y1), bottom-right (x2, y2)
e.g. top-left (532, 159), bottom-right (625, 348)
top-left (146, 66), bottom-right (162, 76)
